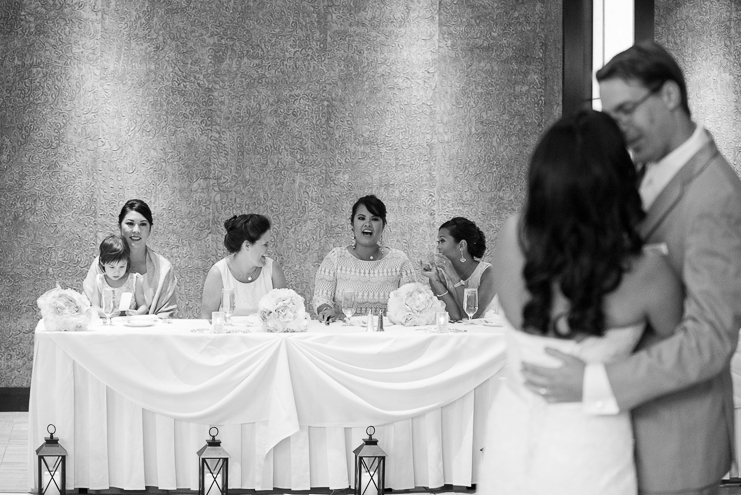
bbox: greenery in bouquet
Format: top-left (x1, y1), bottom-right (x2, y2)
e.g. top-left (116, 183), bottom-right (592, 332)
top-left (37, 285), bottom-right (95, 331)
top-left (387, 282), bottom-right (446, 326)
top-left (258, 288), bottom-right (308, 333)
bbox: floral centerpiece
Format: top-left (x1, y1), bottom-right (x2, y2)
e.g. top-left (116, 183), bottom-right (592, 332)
top-left (387, 282), bottom-right (446, 326)
top-left (258, 288), bottom-right (309, 333)
top-left (37, 285), bottom-right (96, 332)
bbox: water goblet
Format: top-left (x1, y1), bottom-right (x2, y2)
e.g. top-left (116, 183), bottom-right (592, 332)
top-left (221, 288), bottom-right (235, 325)
top-left (102, 288), bottom-right (116, 326)
top-left (463, 288), bottom-right (478, 323)
top-left (341, 289), bottom-right (356, 325)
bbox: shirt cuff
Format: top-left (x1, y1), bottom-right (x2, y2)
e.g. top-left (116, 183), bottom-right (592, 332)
top-left (583, 363), bottom-right (620, 415)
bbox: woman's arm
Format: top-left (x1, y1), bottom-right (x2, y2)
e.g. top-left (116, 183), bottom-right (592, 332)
top-left (271, 260), bottom-right (287, 289)
top-left (131, 273), bottom-right (149, 315)
top-left (200, 265), bottom-right (224, 319)
top-left (313, 249), bottom-right (340, 323)
top-left (473, 265), bottom-right (497, 318)
top-left (422, 263), bottom-right (464, 320)
top-left (83, 258), bottom-right (101, 304)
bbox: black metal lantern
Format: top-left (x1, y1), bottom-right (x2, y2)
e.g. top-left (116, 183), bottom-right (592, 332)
top-left (197, 426), bottom-right (230, 495)
top-left (36, 424), bottom-right (67, 495)
top-left (353, 426), bottom-right (386, 495)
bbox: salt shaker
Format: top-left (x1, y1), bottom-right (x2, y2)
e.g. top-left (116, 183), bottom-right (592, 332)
top-left (376, 310), bottom-right (384, 332)
top-left (366, 308), bottom-right (374, 332)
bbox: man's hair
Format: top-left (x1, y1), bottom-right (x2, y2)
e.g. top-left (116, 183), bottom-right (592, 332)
top-left (596, 41), bottom-right (690, 117)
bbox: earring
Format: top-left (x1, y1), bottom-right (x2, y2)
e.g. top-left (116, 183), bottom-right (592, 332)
top-left (351, 229), bottom-right (357, 249)
top-left (459, 247), bottom-right (466, 263)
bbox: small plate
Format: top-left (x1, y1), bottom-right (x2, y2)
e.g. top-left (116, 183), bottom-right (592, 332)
top-left (113, 315), bottom-right (160, 327)
top-left (480, 316), bottom-right (503, 327)
top-left (230, 315), bottom-right (262, 327)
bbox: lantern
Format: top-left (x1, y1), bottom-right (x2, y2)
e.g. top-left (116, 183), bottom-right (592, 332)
top-left (353, 426), bottom-right (386, 495)
top-left (36, 424), bottom-right (67, 495)
top-left (197, 426), bottom-right (229, 495)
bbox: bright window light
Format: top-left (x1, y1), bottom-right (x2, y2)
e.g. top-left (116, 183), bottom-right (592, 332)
top-left (592, 0), bottom-right (634, 109)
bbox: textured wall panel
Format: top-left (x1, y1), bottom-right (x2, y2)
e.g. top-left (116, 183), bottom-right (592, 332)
top-left (656, 0), bottom-right (740, 175)
top-left (0, 0), bottom-right (559, 386)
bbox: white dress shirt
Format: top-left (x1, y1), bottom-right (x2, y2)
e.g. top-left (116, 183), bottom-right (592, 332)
top-left (583, 125), bottom-right (709, 415)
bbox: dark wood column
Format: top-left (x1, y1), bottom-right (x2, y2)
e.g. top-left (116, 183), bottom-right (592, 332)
top-left (562, 0), bottom-right (593, 116)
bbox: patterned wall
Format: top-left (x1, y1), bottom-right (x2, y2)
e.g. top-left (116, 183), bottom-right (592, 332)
top-left (655, 0), bottom-right (741, 176)
top-left (0, 0), bottom-right (561, 387)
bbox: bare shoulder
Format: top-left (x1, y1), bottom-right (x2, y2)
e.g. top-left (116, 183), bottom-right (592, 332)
top-left (620, 250), bottom-right (681, 305)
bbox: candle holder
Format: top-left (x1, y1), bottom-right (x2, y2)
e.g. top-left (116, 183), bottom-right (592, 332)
top-left (353, 426), bottom-right (386, 495)
top-left (36, 424), bottom-right (67, 495)
top-left (197, 426), bottom-right (230, 495)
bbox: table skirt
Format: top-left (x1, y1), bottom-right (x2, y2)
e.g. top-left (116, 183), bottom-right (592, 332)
top-left (28, 321), bottom-right (506, 491)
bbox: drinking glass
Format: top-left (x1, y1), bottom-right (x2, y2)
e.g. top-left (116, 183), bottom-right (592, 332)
top-left (341, 290), bottom-right (356, 325)
top-left (221, 288), bottom-right (235, 325)
top-left (102, 288), bottom-right (116, 326)
top-left (463, 288), bottom-right (478, 322)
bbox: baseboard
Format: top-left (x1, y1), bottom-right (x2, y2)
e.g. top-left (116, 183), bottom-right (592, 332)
top-left (0, 387), bottom-right (30, 411)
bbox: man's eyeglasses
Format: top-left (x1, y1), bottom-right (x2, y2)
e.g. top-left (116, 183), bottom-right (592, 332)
top-left (606, 85), bottom-right (662, 122)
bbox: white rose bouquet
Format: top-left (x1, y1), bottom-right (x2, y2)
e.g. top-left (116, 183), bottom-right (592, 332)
top-left (37, 285), bottom-right (95, 332)
top-left (387, 282), bottom-right (446, 326)
top-left (258, 288), bottom-right (309, 333)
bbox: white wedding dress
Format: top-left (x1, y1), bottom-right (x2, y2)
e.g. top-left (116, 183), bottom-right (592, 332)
top-left (477, 313), bottom-right (643, 495)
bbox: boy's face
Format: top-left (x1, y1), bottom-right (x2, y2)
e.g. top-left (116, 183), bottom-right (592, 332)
top-left (103, 260), bottom-right (128, 281)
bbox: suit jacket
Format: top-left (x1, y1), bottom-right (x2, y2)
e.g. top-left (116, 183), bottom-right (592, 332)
top-left (605, 134), bottom-right (741, 492)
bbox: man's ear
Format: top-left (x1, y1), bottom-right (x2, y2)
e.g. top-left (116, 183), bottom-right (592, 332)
top-left (660, 80), bottom-right (682, 112)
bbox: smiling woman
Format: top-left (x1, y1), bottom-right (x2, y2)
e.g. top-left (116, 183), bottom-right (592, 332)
top-left (82, 199), bottom-right (178, 317)
top-left (313, 195), bottom-right (416, 323)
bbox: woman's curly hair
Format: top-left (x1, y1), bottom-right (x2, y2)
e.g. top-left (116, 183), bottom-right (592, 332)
top-left (520, 110), bottom-right (645, 338)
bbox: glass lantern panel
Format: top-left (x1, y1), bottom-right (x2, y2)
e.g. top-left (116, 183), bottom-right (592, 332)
top-left (359, 457), bottom-right (384, 495)
top-left (202, 459), bottom-right (226, 495)
top-left (40, 456), bottom-right (64, 495)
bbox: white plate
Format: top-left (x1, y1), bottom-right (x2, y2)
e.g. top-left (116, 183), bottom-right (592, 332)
top-left (113, 315), bottom-right (160, 327)
top-left (480, 317), bottom-right (503, 327)
top-left (349, 315), bottom-right (390, 327)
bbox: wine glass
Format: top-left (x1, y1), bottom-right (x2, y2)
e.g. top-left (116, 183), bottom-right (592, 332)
top-left (463, 288), bottom-right (478, 323)
top-left (102, 288), bottom-right (116, 326)
top-left (341, 290), bottom-right (356, 325)
top-left (221, 288), bottom-right (235, 325)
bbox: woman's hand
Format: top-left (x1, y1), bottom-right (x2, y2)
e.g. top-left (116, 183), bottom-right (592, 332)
top-left (317, 304), bottom-right (339, 324)
top-left (433, 254), bottom-right (458, 280)
top-left (420, 260), bottom-right (443, 284)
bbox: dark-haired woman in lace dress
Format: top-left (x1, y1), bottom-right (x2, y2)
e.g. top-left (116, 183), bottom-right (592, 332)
top-left (200, 214), bottom-right (287, 318)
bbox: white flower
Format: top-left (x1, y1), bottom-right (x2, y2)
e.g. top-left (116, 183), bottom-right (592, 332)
top-left (387, 282), bottom-right (446, 326)
top-left (37, 285), bottom-right (94, 332)
top-left (258, 288), bottom-right (308, 333)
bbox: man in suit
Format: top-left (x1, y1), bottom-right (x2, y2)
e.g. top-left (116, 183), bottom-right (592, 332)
top-left (522, 41), bottom-right (741, 494)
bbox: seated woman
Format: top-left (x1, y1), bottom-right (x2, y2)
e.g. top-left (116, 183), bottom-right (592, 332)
top-left (421, 217), bottom-right (497, 320)
top-left (83, 199), bottom-right (177, 316)
top-left (313, 195), bottom-right (416, 323)
top-left (200, 214), bottom-right (287, 318)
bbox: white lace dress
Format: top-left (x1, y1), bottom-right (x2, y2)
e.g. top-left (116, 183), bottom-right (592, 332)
top-left (478, 313), bottom-right (643, 495)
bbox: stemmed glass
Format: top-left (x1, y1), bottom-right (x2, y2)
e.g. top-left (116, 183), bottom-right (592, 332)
top-left (221, 288), bottom-right (235, 325)
top-left (463, 288), bottom-right (478, 323)
top-left (341, 290), bottom-right (356, 325)
top-left (102, 288), bottom-right (116, 326)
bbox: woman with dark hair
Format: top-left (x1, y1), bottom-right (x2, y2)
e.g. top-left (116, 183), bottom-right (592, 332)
top-left (200, 214), bottom-right (287, 318)
top-left (421, 217), bottom-right (496, 320)
top-left (83, 199), bottom-right (178, 316)
top-left (313, 195), bottom-right (415, 323)
top-left (478, 110), bottom-right (684, 494)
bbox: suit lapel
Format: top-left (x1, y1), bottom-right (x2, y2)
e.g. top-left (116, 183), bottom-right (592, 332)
top-left (640, 139), bottom-right (720, 240)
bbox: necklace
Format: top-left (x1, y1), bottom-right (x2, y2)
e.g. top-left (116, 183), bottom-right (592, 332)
top-left (228, 257), bottom-right (260, 282)
top-left (353, 244), bottom-right (382, 261)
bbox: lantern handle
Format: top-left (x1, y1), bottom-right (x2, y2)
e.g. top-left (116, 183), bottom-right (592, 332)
top-left (366, 425), bottom-right (375, 438)
top-left (47, 424), bottom-right (56, 439)
top-left (209, 426), bottom-right (219, 440)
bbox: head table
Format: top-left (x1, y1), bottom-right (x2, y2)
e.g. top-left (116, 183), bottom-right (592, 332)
top-left (28, 317), bottom-right (506, 492)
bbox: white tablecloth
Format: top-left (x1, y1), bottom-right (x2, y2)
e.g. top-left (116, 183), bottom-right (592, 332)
top-left (28, 318), bottom-right (506, 491)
